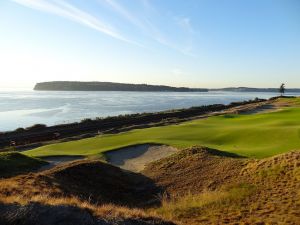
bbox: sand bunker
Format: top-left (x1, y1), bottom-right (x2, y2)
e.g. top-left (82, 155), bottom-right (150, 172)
top-left (39, 156), bottom-right (84, 171)
top-left (105, 144), bottom-right (178, 172)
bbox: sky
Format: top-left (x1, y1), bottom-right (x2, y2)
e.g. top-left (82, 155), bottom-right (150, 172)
top-left (0, 0), bottom-right (299, 90)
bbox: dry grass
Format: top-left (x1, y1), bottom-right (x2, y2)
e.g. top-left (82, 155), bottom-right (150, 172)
top-left (0, 151), bottom-right (47, 178)
top-left (149, 183), bottom-right (256, 224)
top-left (144, 147), bottom-right (300, 224)
top-left (0, 167), bottom-right (168, 224)
top-left (1, 147), bottom-right (299, 224)
top-left (0, 159), bottom-right (159, 208)
top-left (0, 192), bottom-right (148, 220)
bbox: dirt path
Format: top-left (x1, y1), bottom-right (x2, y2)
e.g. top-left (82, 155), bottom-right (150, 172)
top-left (38, 156), bottom-right (84, 171)
top-left (105, 144), bottom-right (178, 172)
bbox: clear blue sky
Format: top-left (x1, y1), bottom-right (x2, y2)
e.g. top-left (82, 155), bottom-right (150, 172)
top-left (0, 0), bottom-right (299, 89)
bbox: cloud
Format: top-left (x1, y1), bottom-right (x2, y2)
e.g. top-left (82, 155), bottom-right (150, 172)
top-left (100, 0), bottom-right (195, 56)
top-left (12, 0), bottom-right (195, 55)
top-left (11, 0), bottom-right (140, 45)
top-left (101, 0), bottom-right (145, 30)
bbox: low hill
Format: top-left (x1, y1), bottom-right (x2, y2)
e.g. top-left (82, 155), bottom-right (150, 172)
top-left (0, 152), bottom-right (47, 178)
top-left (0, 160), bottom-right (159, 207)
top-left (34, 81), bottom-right (208, 92)
top-left (144, 146), bottom-right (300, 224)
top-left (0, 202), bottom-right (175, 225)
top-left (1, 146), bottom-right (299, 224)
top-left (0, 159), bottom-right (173, 225)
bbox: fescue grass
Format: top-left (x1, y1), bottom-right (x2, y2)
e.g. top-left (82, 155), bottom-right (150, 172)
top-left (151, 183), bottom-right (256, 221)
top-left (0, 152), bottom-right (47, 178)
top-left (25, 97), bottom-right (300, 158)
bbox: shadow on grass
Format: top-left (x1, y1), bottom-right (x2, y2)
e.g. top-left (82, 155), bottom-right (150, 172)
top-left (204, 148), bottom-right (247, 158)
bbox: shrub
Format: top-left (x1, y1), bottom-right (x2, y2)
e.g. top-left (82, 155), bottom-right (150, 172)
top-left (26, 124), bottom-right (47, 131)
top-left (15, 127), bottom-right (25, 132)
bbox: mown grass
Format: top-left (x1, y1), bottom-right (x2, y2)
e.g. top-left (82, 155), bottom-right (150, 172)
top-left (25, 98), bottom-right (300, 158)
top-left (0, 152), bottom-right (47, 178)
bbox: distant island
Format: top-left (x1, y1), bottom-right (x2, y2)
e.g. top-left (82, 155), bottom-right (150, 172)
top-left (34, 81), bottom-right (208, 92)
top-left (34, 81), bottom-right (300, 92)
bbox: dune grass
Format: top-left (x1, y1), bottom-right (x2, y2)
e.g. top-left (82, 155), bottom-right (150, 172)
top-left (25, 98), bottom-right (300, 158)
top-left (0, 152), bottom-right (47, 178)
top-left (151, 183), bottom-right (256, 222)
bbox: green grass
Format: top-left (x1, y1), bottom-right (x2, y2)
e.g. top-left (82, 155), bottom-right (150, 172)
top-left (25, 98), bottom-right (300, 158)
top-left (0, 152), bottom-right (47, 178)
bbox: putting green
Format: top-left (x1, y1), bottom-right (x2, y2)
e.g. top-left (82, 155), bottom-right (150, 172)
top-left (25, 98), bottom-right (300, 158)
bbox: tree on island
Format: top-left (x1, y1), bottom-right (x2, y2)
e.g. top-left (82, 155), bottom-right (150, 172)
top-left (279, 83), bottom-right (285, 96)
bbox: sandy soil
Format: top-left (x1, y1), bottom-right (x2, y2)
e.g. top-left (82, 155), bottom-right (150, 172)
top-left (105, 144), bottom-right (178, 172)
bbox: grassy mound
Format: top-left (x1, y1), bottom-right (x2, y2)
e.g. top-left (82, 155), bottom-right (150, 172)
top-left (25, 97), bottom-right (300, 158)
top-left (0, 160), bottom-right (159, 207)
top-left (0, 152), bottom-right (47, 178)
top-left (144, 146), bottom-right (300, 224)
top-left (142, 146), bottom-right (246, 195)
top-left (0, 160), bottom-right (173, 224)
top-left (0, 202), bottom-right (175, 225)
top-left (1, 146), bottom-right (299, 224)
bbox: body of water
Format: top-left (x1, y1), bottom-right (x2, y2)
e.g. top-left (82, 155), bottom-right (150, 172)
top-left (0, 91), bottom-right (298, 131)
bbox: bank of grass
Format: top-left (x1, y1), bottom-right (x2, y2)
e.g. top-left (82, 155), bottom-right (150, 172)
top-left (151, 183), bottom-right (256, 222)
top-left (25, 97), bottom-right (300, 158)
top-left (0, 152), bottom-right (47, 178)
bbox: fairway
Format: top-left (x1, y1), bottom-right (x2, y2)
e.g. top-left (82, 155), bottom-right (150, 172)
top-left (25, 98), bottom-right (300, 158)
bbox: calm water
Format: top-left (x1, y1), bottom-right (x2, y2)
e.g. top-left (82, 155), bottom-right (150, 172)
top-left (0, 91), bottom-right (298, 131)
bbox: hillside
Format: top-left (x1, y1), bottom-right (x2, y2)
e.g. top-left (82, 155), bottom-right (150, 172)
top-left (0, 152), bottom-right (47, 178)
top-left (0, 159), bottom-right (174, 225)
top-left (34, 81), bottom-right (208, 92)
top-left (0, 146), bottom-right (299, 224)
top-left (144, 146), bottom-right (300, 224)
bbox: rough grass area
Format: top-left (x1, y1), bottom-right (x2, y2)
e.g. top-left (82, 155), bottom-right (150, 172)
top-left (0, 201), bottom-right (174, 225)
top-left (1, 146), bottom-right (299, 224)
top-left (145, 146), bottom-right (300, 224)
top-left (151, 183), bottom-right (256, 222)
top-left (25, 98), bottom-right (300, 158)
top-left (0, 152), bottom-right (47, 178)
top-left (0, 160), bottom-right (159, 208)
top-left (0, 160), bottom-right (174, 225)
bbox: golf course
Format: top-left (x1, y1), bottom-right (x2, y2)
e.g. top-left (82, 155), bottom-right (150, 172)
top-left (2, 97), bottom-right (300, 225)
top-left (25, 97), bottom-right (300, 159)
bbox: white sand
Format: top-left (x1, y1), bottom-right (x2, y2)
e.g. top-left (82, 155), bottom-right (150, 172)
top-left (105, 144), bottom-right (178, 172)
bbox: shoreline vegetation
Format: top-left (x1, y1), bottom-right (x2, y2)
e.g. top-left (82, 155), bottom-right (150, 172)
top-left (0, 97), bottom-right (271, 150)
